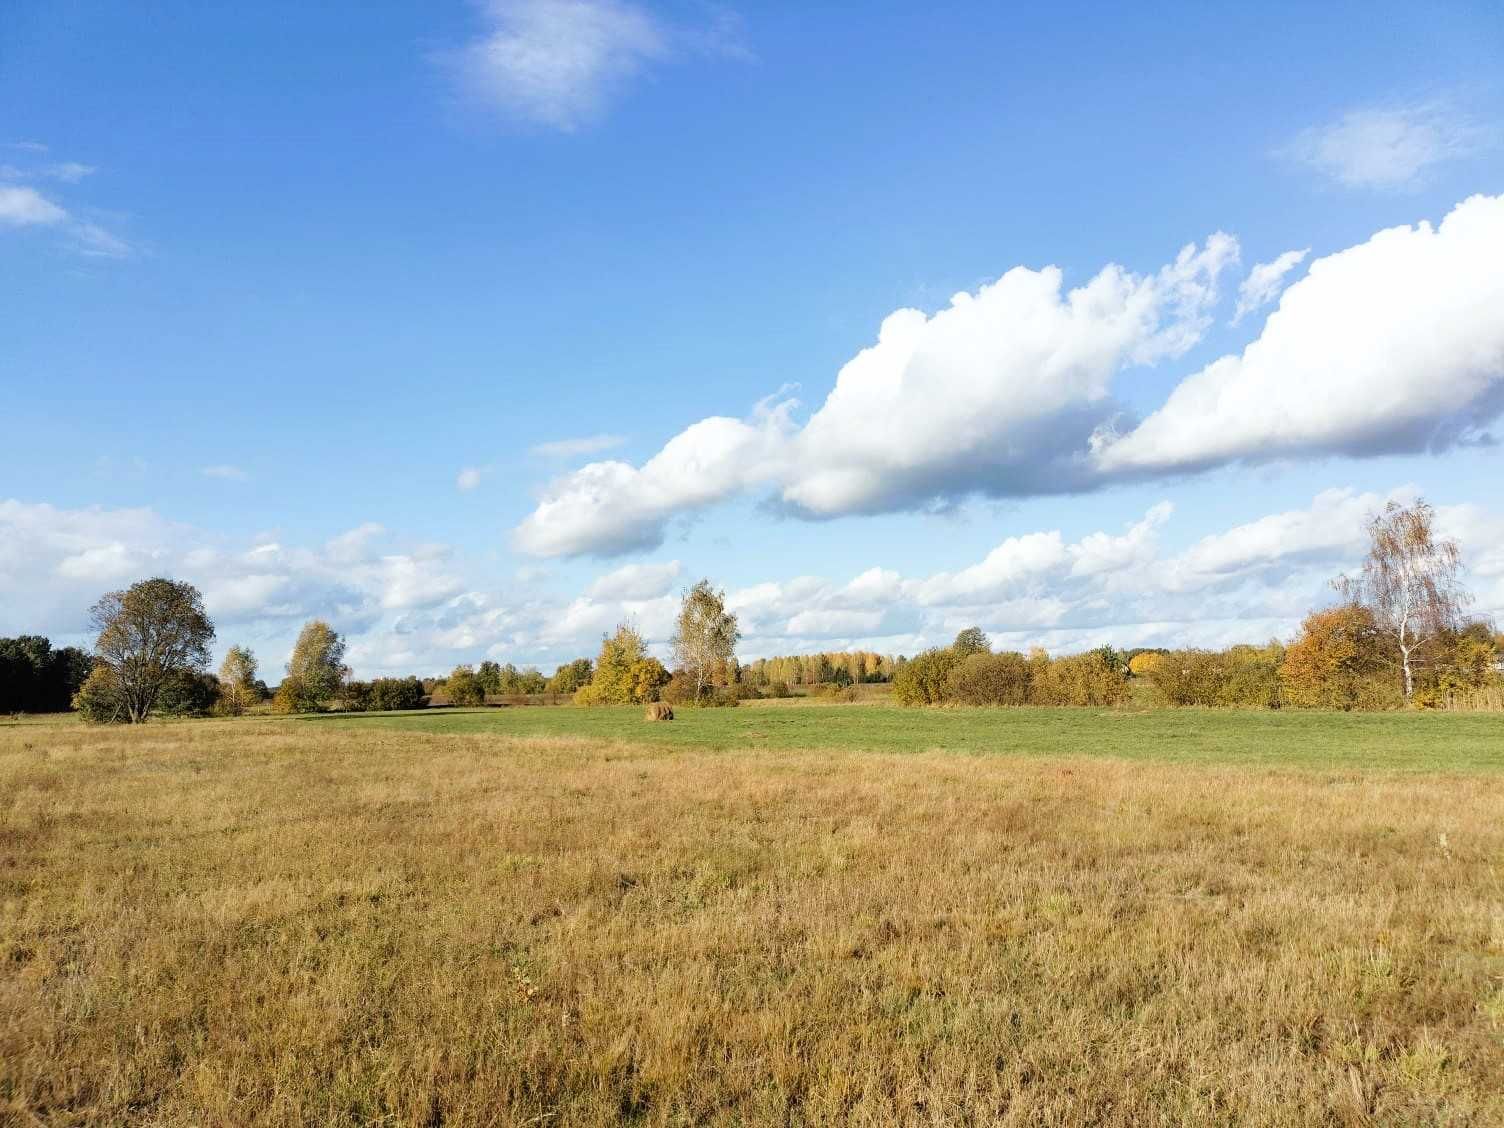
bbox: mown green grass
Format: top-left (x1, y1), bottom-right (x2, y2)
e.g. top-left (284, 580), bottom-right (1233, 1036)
top-left (304, 702), bottom-right (1504, 772)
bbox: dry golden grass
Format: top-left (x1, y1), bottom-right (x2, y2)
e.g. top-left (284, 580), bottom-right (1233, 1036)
top-left (3, 716), bottom-right (1503, 1126)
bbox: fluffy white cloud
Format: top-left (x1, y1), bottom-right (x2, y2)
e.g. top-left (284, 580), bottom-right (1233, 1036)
top-left (439, 0), bottom-right (748, 130)
top-left (585, 559), bottom-right (682, 600)
top-left (515, 195), bottom-right (1504, 559)
top-left (515, 236), bottom-right (1238, 556)
top-left (514, 399), bottom-right (797, 556)
top-left (8, 488), bottom-right (1502, 678)
top-left (0, 501), bottom-right (463, 668)
top-left (1231, 248), bottom-right (1308, 324)
top-left (1283, 102), bottom-right (1486, 188)
top-left (0, 184), bottom-right (66, 226)
top-left (1097, 194), bottom-right (1504, 473)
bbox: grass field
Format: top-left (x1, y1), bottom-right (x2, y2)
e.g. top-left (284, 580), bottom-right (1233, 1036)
top-left (310, 701), bottom-right (1504, 773)
top-left (3, 706), bottom-right (1504, 1125)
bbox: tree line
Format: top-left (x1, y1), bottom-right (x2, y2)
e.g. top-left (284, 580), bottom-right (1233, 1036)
top-left (11, 499), bottom-right (1499, 722)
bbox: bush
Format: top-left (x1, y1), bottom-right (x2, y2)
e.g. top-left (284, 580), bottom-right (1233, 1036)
top-left (765, 680), bottom-right (792, 699)
top-left (156, 670), bottom-right (221, 717)
top-left (271, 676), bottom-right (310, 714)
top-left (1028, 651), bottom-right (1128, 707)
top-left (893, 648), bottom-right (962, 705)
top-left (370, 676), bottom-right (425, 711)
top-left (445, 665), bottom-right (486, 707)
top-left (1147, 650), bottom-right (1229, 707)
top-left (945, 651), bottom-right (1031, 705)
top-left (74, 665), bottom-right (125, 724)
top-left (338, 681), bottom-right (374, 713)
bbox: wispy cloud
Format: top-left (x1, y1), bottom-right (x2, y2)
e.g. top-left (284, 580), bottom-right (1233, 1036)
top-left (438, 0), bottom-right (748, 131)
top-left (0, 149), bottom-right (130, 257)
top-left (0, 184), bottom-right (67, 226)
top-left (1282, 100), bottom-right (1487, 188)
top-left (1231, 248), bottom-right (1308, 325)
top-left (202, 464), bottom-right (250, 482)
top-left (456, 467), bottom-right (484, 491)
top-left (530, 433), bottom-right (626, 458)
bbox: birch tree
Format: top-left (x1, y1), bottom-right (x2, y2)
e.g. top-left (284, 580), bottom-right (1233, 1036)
top-left (1338, 499), bottom-right (1468, 702)
top-left (217, 645), bottom-right (260, 715)
top-left (670, 580), bottom-right (740, 702)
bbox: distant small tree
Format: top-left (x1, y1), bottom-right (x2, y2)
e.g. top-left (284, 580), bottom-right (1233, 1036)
top-left (547, 658), bottom-right (593, 694)
top-left (284, 620), bottom-right (348, 712)
top-left (88, 578), bottom-right (216, 723)
top-left (217, 645), bottom-right (260, 716)
top-left (671, 580), bottom-right (740, 702)
top-left (476, 660), bottom-right (502, 696)
top-left (1337, 499), bottom-right (1469, 702)
top-left (630, 656), bottom-right (671, 703)
top-left (577, 622), bottom-right (650, 705)
top-left (445, 664), bottom-right (485, 707)
top-left (952, 627), bottom-right (990, 656)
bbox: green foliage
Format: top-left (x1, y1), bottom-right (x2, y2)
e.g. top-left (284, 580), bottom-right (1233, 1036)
top-left (952, 627), bottom-right (990, 656)
top-left (156, 670), bottom-right (221, 717)
top-left (0, 636), bottom-right (93, 714)
top-left (445, 665), bottom-right (486, 707)
top-left (75, 665), bottom-right (126, 724)
top-left (547, 658), bottom-right (593, 694)
top-left (576, 623), bottom-right (654, 705)
top-left (89, 577), bottom-right (216, 723)
top-left (284, 620), bottom-right (348, 712)
top-left (370, 676), bottom-right (426, 711)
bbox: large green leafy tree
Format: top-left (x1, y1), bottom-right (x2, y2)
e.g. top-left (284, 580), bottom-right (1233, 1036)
top-left (88, 578), bottom-right (216, 723)
top-left (0, 636), bottom-right (93, 713)
top-left (283, 620), bottom-right (348, 712)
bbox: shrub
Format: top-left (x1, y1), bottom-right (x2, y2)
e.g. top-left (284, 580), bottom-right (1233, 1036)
top-left (75, 665), bottom-right (126, 724)
top-left (370, 676), bottom-right (425, 711)
top-left (338, 681), bottom-right (374, 713)
top-left (893, 648), bottom-right (962, 705)
top-left (1281, 605), bottom-right (1399, 710)
top-left (156, 670), bottom-right (221, 717)
top-left (1029, 651), bottom-right (1128, 707)
top-left (765, 680), bottom-right (792, 699)
top-left (945, 651), bottom-right (1031, 705)
top-left (445, 665), bottom-right (486, 707)
top-left (1147, 650), bottom-right (1229, 707)
top-left (271, 677), bottom-right (309, 714)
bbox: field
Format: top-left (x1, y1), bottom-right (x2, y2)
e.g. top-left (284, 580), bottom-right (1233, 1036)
top-left (3, 706), bottom-right (1504, 1126)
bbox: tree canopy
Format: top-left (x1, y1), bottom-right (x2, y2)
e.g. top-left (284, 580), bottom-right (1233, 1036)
top-left (87, 578), bottom-right (215, 723)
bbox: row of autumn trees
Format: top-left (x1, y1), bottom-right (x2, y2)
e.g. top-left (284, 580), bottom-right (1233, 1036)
top-left (892, 501), bottom-right (1502, 710)
top-left (439, 580), bottom-right (745, 707)
top-left (26, 499), bottom-right (1502, 723)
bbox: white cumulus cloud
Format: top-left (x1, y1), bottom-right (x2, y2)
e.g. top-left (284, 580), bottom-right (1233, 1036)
top-left (514, 235), bottom-right (1238, 556)
top-left (1097, 194), bottom-right (1504, 474)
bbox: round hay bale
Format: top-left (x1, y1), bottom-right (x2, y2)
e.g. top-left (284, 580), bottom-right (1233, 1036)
top-left (644, 702), bottom-right (674, 721)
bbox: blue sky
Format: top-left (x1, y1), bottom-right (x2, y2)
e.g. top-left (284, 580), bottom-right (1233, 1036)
top-left (3, 0), bottom-right (1503, 676)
